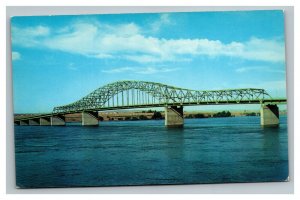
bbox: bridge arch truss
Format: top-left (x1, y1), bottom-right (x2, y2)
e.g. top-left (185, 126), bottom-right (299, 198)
top-left (53, 80), bottom-right (271, 114)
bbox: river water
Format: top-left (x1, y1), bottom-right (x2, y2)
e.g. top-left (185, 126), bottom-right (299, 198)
top-left (14, 116), bottom-right (289, 188)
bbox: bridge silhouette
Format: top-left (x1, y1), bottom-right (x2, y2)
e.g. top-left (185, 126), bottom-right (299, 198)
top-left (14, 80), bottom-right (286, 127)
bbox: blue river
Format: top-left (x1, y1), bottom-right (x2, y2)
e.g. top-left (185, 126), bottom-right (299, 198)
top-left (14, 116), bottom-right (289, 188)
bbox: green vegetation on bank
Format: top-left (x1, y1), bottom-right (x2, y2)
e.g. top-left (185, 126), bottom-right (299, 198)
top-left (107, 110), bottom-right (234, 121)
top-left (186, 113), bottom-right (206, 118)
top-left (152, 111), bottom-right (163, 120)
top-left (186, 111), bottom-right (232, 118)
top-left (212, 111), bottom-right (232, 118)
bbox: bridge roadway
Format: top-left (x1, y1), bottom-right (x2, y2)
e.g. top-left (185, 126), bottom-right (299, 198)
top-left (14, 80), bottom-right (287, 127)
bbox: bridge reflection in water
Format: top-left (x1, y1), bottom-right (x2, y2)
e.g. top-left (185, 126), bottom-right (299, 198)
top-left (14, 80), bottom-right (286, 127)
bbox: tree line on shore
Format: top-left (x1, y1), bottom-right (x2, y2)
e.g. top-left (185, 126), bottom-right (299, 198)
top-left (104, 110), bottom-right (234, 121)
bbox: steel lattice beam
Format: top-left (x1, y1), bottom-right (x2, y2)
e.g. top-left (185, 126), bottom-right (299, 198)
top-left (52, 80), bottom-right (274, 114)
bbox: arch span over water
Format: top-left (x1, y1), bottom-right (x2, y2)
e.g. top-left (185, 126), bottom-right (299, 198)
top-left (53, 80), bottom-right (271, 114)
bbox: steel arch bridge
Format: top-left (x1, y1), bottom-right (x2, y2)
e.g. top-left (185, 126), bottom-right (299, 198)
top-left (53, 80), bottom-right (275, 114)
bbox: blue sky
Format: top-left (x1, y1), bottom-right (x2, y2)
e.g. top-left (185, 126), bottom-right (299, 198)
top-left (11, 10), bottom-right (287, 113)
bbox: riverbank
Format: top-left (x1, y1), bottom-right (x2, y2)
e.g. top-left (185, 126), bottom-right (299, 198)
top-left (14, 109), bottom-right (287, 122)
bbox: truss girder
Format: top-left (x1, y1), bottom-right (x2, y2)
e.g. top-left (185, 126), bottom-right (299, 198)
top-left (53, 80), bottom-right (271, 113)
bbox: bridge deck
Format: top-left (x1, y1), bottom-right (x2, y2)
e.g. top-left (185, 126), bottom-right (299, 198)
top-left (14, 98), bottom-right (287, 121)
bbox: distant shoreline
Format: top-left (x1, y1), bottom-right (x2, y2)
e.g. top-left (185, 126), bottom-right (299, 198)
top-left (14, 109), bottom-right (287, 122)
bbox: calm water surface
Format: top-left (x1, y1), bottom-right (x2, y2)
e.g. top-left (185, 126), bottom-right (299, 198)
top-left (15, 116), bottom-right (289, 188)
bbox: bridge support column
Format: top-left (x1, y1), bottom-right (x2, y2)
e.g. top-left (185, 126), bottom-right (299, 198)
top-left (165, 106), bottom-right (184, 127)
top-left (40, 117), bottom-right (51, 126)
top-left (82, 111), bottom-right (99, 126)
top-left (20, 120), bottom-right (28, 126)
top-left (29, 119), bottom-right (40, 126)
top-left (51, 115), bottom-right (66, 126)
top-left (260, 104), bottom-right (279, 126)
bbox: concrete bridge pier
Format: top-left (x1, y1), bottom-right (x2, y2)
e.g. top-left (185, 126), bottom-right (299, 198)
top-left (260, 104), bottom-right (279, 126)
top-left (82, 111), bottom-right (99, 126)
top-left (29, 119), bottom-right (40, 126)
top-left (40, 117), bottom-right (51, 126)
top-left (165, 106), bottom-right (184, 127)
top-left (51, 115), bottom-right (66, 126)
top-left (20, 120), bottom-right (29, 126)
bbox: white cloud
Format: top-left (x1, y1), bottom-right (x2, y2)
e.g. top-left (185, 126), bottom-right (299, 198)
top-left (236, 66), bottom-right (285, 73)
top-left (115, 23), bottom-right (140, 36)
top-left (12, 51), bottom-right (21, 61)
top-left (94, 53), bottom-right (113, 59)
top-left (102, 66), bottom-right (180, 74)
top-left (102, 67), bottom-right (135, 73)
top-left (12, 25), bottom-right (50, 47)
top-left (11, 20), bottom-right (285, 63)
top-left (136, 66), bottom-right (180, 74)
top-left (124, 55), bottom-right (159, 63)
top-left (150, 14), bottom-right (172, 33)
top-left (240, 37), bottom-right (285, 62)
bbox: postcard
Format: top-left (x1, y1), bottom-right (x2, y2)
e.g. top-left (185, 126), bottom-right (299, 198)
top-left (11, 10), bottom-right (288, 188)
